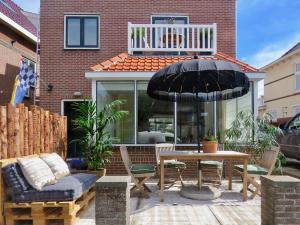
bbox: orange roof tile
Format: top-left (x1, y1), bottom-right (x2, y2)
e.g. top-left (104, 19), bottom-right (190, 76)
top-left (90, 52), bottom-right (258, 73)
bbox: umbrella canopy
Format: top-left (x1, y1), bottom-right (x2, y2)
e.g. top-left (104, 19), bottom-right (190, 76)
top-left (147, 59), bottom-right (250, 102)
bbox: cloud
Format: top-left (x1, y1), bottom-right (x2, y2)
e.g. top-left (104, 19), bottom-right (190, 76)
top-left (243, 33), bottom-right (300, 68)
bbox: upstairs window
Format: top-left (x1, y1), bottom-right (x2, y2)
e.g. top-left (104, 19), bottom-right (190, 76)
top-left (296, 63), bottom-right (300, 91)
top-left (268, 109), bottom-right (278, 122)
top-left (293, 105), bottom-right (300, 116)
top-left (64, 15), bottom-right (99, 49)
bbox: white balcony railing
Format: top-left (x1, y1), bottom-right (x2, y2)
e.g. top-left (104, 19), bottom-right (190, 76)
top-left (128, 22), bottom-right (217, 54)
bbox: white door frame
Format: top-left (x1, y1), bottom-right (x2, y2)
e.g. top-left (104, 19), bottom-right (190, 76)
top-left (61, 99), bottom-right (85, 116)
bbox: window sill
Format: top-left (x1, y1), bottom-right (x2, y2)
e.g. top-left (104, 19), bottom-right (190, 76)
top-left (64, 47), bottom-right (100, 50)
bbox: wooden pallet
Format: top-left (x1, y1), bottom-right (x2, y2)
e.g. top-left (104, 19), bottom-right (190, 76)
top-left (4, 186), bottom-right (95, 225)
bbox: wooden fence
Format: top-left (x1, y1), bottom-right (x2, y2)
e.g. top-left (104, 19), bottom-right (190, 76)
top-left (0, 104), bottom-right (67, 159)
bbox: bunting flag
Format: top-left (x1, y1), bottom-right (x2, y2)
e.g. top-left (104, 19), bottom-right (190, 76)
top-left (10, 60), bottom-right (37, 106)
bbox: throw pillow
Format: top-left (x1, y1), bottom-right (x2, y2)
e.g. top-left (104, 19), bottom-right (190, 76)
top-left (17, 157), bottom-right (56, 190)
top-left (40, 153), bottom-right (70, 180)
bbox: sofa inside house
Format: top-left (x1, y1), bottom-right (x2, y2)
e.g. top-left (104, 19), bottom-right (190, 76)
top-left (0, 153), bottom-right (97, 225)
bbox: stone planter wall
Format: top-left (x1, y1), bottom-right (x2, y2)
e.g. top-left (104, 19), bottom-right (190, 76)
top-left (95, 176), bottom-right (130, 225)
top-left (261, 175), bottom-right (300, 225)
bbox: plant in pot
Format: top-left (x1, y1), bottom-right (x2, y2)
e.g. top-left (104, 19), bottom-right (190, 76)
top-left (203, 135), bottom-right (218, 153)
top-left (225, 110), bottom-right (286, 172)
top-left (72, 100), bottom-right (128, 178)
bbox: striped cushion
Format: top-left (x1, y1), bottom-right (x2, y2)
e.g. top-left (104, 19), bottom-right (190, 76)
top-left (234, 164), bottom-right (268, 175)
top-left (2, 163), bottom-right (31, 196)
top-left (130, 164), bottom-right (156, 175)
top-left (41, 153), bottom-right (70, 180)
top-left (17, 157), bottom-right (57, 190)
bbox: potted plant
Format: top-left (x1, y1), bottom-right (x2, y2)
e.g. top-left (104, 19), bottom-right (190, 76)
top-left (203, 135), bottom-right (218, 153)
top-left (72, 100), bottom-right (128, 178)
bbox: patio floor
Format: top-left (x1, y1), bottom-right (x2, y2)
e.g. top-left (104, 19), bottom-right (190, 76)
top-left (76, 179), bottom-right (261, 225)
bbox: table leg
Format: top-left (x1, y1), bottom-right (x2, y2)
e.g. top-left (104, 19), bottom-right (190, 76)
top-left (228, 160), bottom-right (232, 190)
top-left (160, 158), bottom-right (165, 202)
top-left (243, 159), bottom-right (248, 201)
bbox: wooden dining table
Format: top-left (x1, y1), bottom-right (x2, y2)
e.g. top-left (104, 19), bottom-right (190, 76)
top-left (159, 150), bottom-right (250, 202)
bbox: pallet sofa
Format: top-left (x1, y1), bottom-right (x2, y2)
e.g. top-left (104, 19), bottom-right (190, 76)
top-left (0, 154), bottom-right (97, 225)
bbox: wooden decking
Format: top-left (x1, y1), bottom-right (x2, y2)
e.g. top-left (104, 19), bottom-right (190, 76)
top-left (131, 204), bottom-right (260, 225)
top-left (130, 181), bottom-right (261, 225)
top-left (75, 180), bottom-right (261, 225)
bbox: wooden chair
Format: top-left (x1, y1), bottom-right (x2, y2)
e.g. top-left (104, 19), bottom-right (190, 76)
top-left (234, 146), bottom-right (280, 199)
top-left (120, 146), bottom-right (156, 198)
top-left (155, 143), bottom-right (186, 188)
top-left (200, 143), bottom-right (224, 185)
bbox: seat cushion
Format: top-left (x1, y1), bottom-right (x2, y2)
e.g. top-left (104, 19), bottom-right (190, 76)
top-left (2, 163), bottom-right (31, 196)
top-left (130, 164), bottom-right (156, 175)
top-left (17, 157), bottom-right (57, 190)
top-left (12, 173), bottom-right (97, 203)
top-left (163, 160), bottom-right (186, 169)
top-left (234, 164), bottom-right (268, 175)
top-left (40, 153), bottom-right (70, 180)
top-left (200, 160), bottom-right (223, 169)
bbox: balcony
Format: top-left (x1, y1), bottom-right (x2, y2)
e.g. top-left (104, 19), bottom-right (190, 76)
top-left (128, 22), bottom-right (217, 55)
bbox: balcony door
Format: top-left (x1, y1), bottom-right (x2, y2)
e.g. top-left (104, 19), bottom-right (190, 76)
top-left (151, 16), bottom-right (188, 49)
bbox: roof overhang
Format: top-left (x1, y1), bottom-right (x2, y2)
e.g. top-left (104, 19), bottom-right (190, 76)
top-left (85, 71), bottom-right (265, 81)
top-left (261, 48), bottom-right (300, 71)
top-left (0, 12), bottom-right (37, 43)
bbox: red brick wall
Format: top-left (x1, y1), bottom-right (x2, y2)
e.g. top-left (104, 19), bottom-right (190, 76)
top-left (40, 0), bottom-right (236, 113)
top-left (0, 22), bottom-right (36, 105)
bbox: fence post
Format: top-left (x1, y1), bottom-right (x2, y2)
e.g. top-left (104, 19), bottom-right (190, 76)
top-left (0, 106), bottom-right (7, 159)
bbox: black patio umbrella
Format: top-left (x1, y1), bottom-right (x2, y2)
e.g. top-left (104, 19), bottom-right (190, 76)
top-left (147, 58), bottom-right (250, 153)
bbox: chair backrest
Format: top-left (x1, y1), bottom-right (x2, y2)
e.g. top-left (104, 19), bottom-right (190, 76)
top-left (120, 146), bottom-right (133, 176)
top-left (155, 143), bottom-right (175, 164)
top-left (258, 146), bottom-right (280, 175)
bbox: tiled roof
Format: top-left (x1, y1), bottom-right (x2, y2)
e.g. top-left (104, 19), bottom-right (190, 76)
top-left (0, 0), bottom-right (37, 35)
top-left (91, 52), bottom-right (258, 73)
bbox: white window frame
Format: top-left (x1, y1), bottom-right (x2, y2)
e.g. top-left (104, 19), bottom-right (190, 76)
top-left (64, 14), bottom-right (100, 50)
top-left (268, 109), bottom-right (278, 122)
top-left (295, 62), bottom-right (300, 91)
top-left (293, 105), bottom-right (300, 116)
top-left (92, 79), bottom-right (254, 146)
top-left (150, 14), bottom-right (189, 24)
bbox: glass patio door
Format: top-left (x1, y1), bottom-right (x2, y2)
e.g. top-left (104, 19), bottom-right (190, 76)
top-left (151, 16), bottom-right (188, 49)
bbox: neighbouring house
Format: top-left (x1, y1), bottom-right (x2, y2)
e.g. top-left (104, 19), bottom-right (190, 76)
top-left (261, 42), bottom-right (300, 125)
top-left (0, 0), bottom-right (38, 105)
top-left (40, 0), bottom-right (265, 174)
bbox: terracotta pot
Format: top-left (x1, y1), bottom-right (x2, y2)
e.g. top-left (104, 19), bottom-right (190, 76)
top-left (203, 141), bottom-right (218, 153)
top-left (87, 168), bottom-right (106, 178)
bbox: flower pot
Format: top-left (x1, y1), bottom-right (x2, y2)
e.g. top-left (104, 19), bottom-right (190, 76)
top-left (87, 168), bottom-right (106, 178)
top-left (203, 141), bottom-right (218, 153)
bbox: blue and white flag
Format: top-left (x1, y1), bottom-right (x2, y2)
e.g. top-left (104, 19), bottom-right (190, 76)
top-left (11, 60), bottom-right (37, 106)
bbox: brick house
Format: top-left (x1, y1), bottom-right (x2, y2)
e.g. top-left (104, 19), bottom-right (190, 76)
top-left (40, 0), bottom-right (265, 175)
top-left (0, 0), bottom-right (38, 105)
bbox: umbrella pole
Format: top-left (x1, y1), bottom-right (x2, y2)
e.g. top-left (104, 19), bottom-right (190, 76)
top-left (196, 93), bottom-right (202, 189)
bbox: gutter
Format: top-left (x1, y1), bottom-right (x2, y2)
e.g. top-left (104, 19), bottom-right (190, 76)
top-left (0, 12), bottom-right (37, 43)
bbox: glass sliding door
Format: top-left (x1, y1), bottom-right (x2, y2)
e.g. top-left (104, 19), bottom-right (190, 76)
top-left (216, 82), bottom-right (254, 142)
top-left (151, 16), bottom-right (188, 49)
top-left (96, 81), bottom-right (135, 144)
top-left (177, 101), bottom-right (214, 144)
top-left (137, 81), bottom-right (175, 144)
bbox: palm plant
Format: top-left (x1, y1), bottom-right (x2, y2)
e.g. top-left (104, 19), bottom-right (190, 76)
top-left (225, 110), bottom-right (286, 171)
top-left (72, 100), bottom-right (128, 170)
